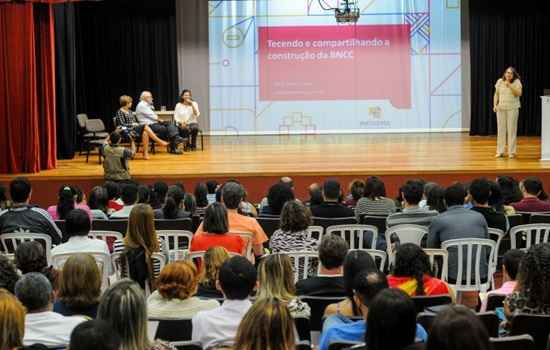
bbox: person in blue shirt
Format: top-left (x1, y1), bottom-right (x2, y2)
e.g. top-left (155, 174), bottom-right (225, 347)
top-left (319, 270), bottom-right (427, 350)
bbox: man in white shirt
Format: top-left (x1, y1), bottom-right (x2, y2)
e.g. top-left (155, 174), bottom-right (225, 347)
top-left (192, 256), bottom-right (257, 349)
top-left (16, 273), bottom-right (86, 348)
top-left (110, 183), bottom-right (138, 219)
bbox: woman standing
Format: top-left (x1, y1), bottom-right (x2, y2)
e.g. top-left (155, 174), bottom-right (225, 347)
top-left (494, 67), bottom-right (522, 158)
top-left (174, 89), bottom-right (200, 150)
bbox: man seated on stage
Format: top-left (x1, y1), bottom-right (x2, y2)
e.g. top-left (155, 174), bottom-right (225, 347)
top-left (103, 132), bottom-right (135, 182)
top-left (174, 89), bottom-right (200, 150)
top-left (135, 91), bottom-right (183, 154)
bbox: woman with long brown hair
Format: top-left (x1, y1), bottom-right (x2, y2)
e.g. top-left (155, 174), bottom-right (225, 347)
top-left (196, 246), bottom-right (230, 299)
top-left (494, 66), bottom-right (522, 158)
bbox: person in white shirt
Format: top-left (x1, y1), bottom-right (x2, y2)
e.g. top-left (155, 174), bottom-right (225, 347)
top-left (192, 256), bottom-right (257, 350)
top-left (174, 89), bottom-right (200, 150)
top-left (110, 183), bottom-right (138, 219)
top-left (15, 273), bottom-right (86, 348)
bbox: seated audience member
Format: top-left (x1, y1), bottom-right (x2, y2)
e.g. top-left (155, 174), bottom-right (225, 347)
top-left (104, 181), bottom-right (123, 214)
top-left (98, 279), bottom-right (171, 350)
top-left (387, 243), bottom-right (451, 297)
top-left (51, 209), bottom-right (110, 258)
top-left (260, 182), bottom-right (295, 216)
top-left (270, 200), bottom-right (317, 253)
top-left (428, 183), bottom-right (489, 282)
top-left (259, 177), bottom-right (295, 210)
top-left (110, 183), bottom-right (139, 218)
top-left (311, 179), bottom-right (355, 218)
top-left (0, 254), bottom-right (19, 293)
top-left (0, 177), bottom-right (62, 244)
top-left (194, 182), bottom-right (209, 214)
top-left (192, 256), bottom-right (257, 349)
top-left (68, 320), bottom-right (121, 350)
top-left (365, 288), bottom-right (428, 350)
top-left (184, 193), bottom-right (197, 216)
top-left (154, 185), bottom-right (190, 219)
top-left (387, 180), bottom-right (439, 227)
top-left (114, 94), bottom-right (169, 160)
top-left (0, 184), bottom-right (11, 209)
top-left (195, 182), bottom-right (268, 258)
top-left (344, 179), bottom-right (365, 207)
top-left (196, 246), bottom-right (230, 299)
top-left (324, 250), bottom-right (378, 318)
top-left (306, 182), bottom-right (324, 207)
top-left (511, 176), bottom-right (550, 212)
top-left (504, 243), bottom-right (550, 319)
top-left (54, 254), bottom-right (101, 318)
top-left (147, 261), bottom-right (218, 319)
top-left (425, 183), bottom-right (447, 213)
top-left (113, 204), bottom-right (166, 290)
top-left (150, 181), bottom-right (169, 210)
top-left (257, 254), bottom-right (310, 318)
top-left (469, 178), bottom-right (508, 232)
top-left (15, 273), bottom-right (86, 347)
top-left (47, 185), bottom-right (92, 221)
top-left (102, 132), bottom-right (135, 182)
top-left (137, 185), bottom-right (151, 205)
top-left (15, 242), bottom-right (58, 290)
top-left (0, 288), bottom-right (48, 350)
top-left (296, 234), bottom-right (348, 296)
top-left (426, 305), bottom-right (491, 350)
top-left (488, 180), bottom-right (515, 215)
top-left (191, 203), bottom-right (246, 255)
top-left (497, 175), bottom-right (523, 206)
top-left (87, 186), bottom-right (110, 220)
top-left (233, 298), bottom-right (295, 350)
top-left (355, 176), bottom-right (396, 221)
top-left (480, 249), bottom-right (524, 311)
top-left (206, 180), bottom-right (218, 205)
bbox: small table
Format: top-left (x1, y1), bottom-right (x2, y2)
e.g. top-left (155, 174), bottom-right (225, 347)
top-left (157, 110), bottom-right (175, 123)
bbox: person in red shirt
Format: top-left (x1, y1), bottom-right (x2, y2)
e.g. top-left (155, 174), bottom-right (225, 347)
top-left (191, 203), bottom-right (245, 255)
top-left (511, 177), bottom-right (550, 213)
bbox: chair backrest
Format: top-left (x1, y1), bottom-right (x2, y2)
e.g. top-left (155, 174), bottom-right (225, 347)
top-left (510, 224), bottom-right (550, 250)
top-left (491, 334), bottom-right (535, 350)
top-left (76, 113), bottom-right (88, 129)
top-left (300, 296), bottom-right (346, 331)
top-left (359, 215), bottom-right (388, 235)
top-left (478, 311), bottom-right (500, 338)
top-left (416, 312), bottom-right (436, 333)
top-left (88, 230), bottom-right (123, 252)
top-left (511, 314), bottom-right (550, 350)
top-left (85, 118), bottom-right (106, 132)
top-left (155, 230), bottom-right (193, 262)
top-left (507, 214), bottom-right (525, 230)
top-left (149, 318), bottom-right (193, 342)
top-left (294, 316), bottom-right (311, 343)
top-left (0, 233), bottom-right (53, 265)
top-left (256, 217), bottom-right (281, 238)
top-left (306, 225), bottom-right (324, 242)
top-left (168, 341), bottom-right (203, 350)
top-left (530, 214), bottom-right (550, 225)
top-left (423, 248), bottom-right (449, 281)
top-left (92, 220), bottom-right (127, 235)
top-left (111, 252), bottom-right (166, 284)
top-left (488, 227), bottom-right (506, 289)
top-left (296, 341), bottom-right (312, 350)
top-left (328, 341), bottom-right (363, 350)
top-left (51, 251), bottom-right (111, 291)
top-left (325, 224), bottom-right (378, 250)
top-left (486, 294), bottom-right (506, 311)
top-left (385, 224), bottom-right (428, 266)
top-left (284, 251), bottom-right (319, 283)
top-left (441, 238), bottom-right (496, 292)
top-left (354, 249), bottom-right (386, 272)
top-left (313, 217), bottom-right (357, 229)
top-left (155, 219), bottom-right (194, 232)
top-left (228, 231), bottom-right (254, 260)
top-left (411, 295), bottom-right (452, 313)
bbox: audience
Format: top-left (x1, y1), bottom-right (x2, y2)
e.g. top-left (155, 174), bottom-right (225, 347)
top-left (270, 200), bottom-right (317, 253)
top-left (196, 246), bottom-right (230, 299)
top-left (68, 320), bottom-right (121, 350)
top-left (311, 179), bottom-right (355, 218)
top-left (184, 193), bottom-right (197, 215)
top-left (344, 179), bottom-right (365, 207)
top-left (306, 182), bottom-right (324, 207)
top-left (0, 254), bottom-right (19, 293)
top-left (355, 176), bottom-right (396, 220)
top-left (0, 177), bottom-right (62, 244)
top-left (233, 298), bottom-right (296, 350)
top-left (192, 256), bottom-right (257, 349)
top-left (47, 185), bottom-right (92, 221)
top-left (387, 180), bottom-right (438, 227)
top-left (469, 178), bottom-right (508, 232)
top-left (387, 243), bottom-right (451, 297)
top-left (426, 305), bottom-right (491, 350)
top-left (206, 180), bottom-right (219, 205)
top-left (497, 175), bottom-right (523, 205)
top-left (15, 273), bottom-right (86, 347)
top-left (15, 242), bottom-right (58, 290)
top-left (194, 182), bottom-right (209, 212)
top-left (110, 183), bottom-right (139, 219)
top-left (296, 234), bottom-right (348, 296)
top-left (259, 177), bottom-right (295, 210)
top-left (104, 181), bottom-right (122, 213)
top-left (137, 185), bottom-right (151, 205)
top-left (147, 261), bottom-right (218, 318)
top-left (511, 176), bottom-right (550, 212)
top-left (424, 183), bottom-right (447, 213)
top-left (54, 254), bottom-right (101, 318)
top-left (365, 288), bottom-right (427, 350)
top-left (261, 182), bottom-right (295, 216)
top-left (256, 254), bottom-right (310, 318)
top-left (150, 181), bottom-right (169, 210)
top-left (480, 249), bottom-right (524, 312)
top-left (102, 132), bottom-right (135, 182)
top-left (488, 180), bottom-right (515, 215)
top-left (428, 182), bottom-right (489, 282)
top-left (87, 186), bottom-right (110, 220)
top-left (0, 184), bottom-right (11, 210)
top-left (154, 185), bottom-right (189, 219)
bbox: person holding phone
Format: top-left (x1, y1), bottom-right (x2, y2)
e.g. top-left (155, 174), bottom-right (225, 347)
top-left (493, 67), bottom-right (523, 158)
top-left (174, 89), bottom-right (200, 150)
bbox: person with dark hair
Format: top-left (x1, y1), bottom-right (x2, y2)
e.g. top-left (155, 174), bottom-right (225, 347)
top-left (103, 181), bottom-right (123, 213)
top-left (296, 234), bottom-right (349, 296)
top-left (497, 175), bottom-right (523, 206)
top-left (355, 176), bottom-right (396, 220)
top-left (206, 180), bottom-right (219, 205)
top-left (258, 177), bottom-right (295, 210)
top-left (494, 66), bottom-right (522, 159)
top-left (102, 131), bottom-right (135, 182)
top-left (344, 179), bottom-right (365, 207)
top-left (110, 183), bottom-right (139, 218)
top-left (480, 249), bottom-right (524, 312)
top-left (154, 185), bottom-right (189, 220)
top-left (192, 256), bottom-right (257, 349)
top-left (306, 182), bottom-right (324, 207)
top-left (15, 242), bottom-right (58, 290)
top-left (136, 185), bottom-right (151, 205)
top-left (150, 181), bottom-right (169, 210)
top-left (51, 209), bottom-right (110, 259)
top-left (387, 180), bottom-right (438, 227)
top-left (194, 182), bottom-right (209, 210)
top-left (16, 273), bottom-right (86, 348)
top-left (470, 178), bottom-right (507, 232)
top-left (191, 202), bottom-right (246, 255)
top-left (324, 250), bottom-right (378, 318)
top-left (426, 305), bottom-right (491, 350)
top-left (487, 180), bottom-right (515, 215)
top-left (0, 253), bottom-right (19, 293)
top-left (183, 193), bottom-right (197, 216)
top-left (366, 288), bottom-right (427, 350)
top-left (87, 186), bottom-right (109, 220)
top-left (270, 200), bottom-right (317, 254)
top-left (425, 183), bottom-right (447, 213)
top-left (0, 183), bottom-right (12, 210)
top-left (260, 182), bottom-right (295, 216)
top-left (511, 176), bottom-right (550, 212)
top-left (69, 320), bottom-right (122, 350)
top-left (195, 182), bottom-right (268, 258)
top-left (174, 89), bottom-right (200, 151)
top-left (388, 243), bottom-right (451, 297)
top-left (428, 182), bottom-right (489, 282)
top-left (47, 185), bottom-right (92, 221)
top-left (311, 179), bottom-right (355, 218)
top-left (0, 177), bottom-right (62, 244)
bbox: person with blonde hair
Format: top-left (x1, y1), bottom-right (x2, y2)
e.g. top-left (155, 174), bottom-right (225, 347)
top-left (147, 261), bottom-right (218, 319)
top-left (233, 298), bottom-right (296, 350)
top-left (256, 254), bottom-right (310, 318)
top-left (196, 246), bottom-right (230, 298)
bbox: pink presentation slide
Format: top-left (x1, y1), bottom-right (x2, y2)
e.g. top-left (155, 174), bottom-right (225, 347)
top-left (258, 25), bottom-right (411, 108)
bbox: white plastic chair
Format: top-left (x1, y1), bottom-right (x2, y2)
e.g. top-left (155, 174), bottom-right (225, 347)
top-left (110, 252), bottom-right (167, 288)
top-left (284, 251), bottom-right (319, 283)
top-left (441, 238), bottom-right (496, 293)
top-left (306, 226), bottom-right (324, 243)
top-left (325, 224), bottom-right (378, 250)
top-left (509, 224), bottom-right (550, 250)
top-left (488, 228), bottom-right (506, 288)
top-left (228, 231), bottom-right (254, 260)
top-left (0, 233), bottom-right (53, 265)
top-left (156, 230), bottom-right (194, 262)
top-left (385, 224), bottom-right (428, 266)
top-left (51, 252), bottom-right (111, 290)
top-left (185, 250), bottom-right (240, 262)
top-left (349, 248), bottom-right (387, 272)
top-left (423, 248), bottom-right (449, 282)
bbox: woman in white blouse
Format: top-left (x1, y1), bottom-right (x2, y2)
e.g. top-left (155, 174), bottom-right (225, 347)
top-left (494, 67), bottom-right (522, 158)
top-left (174, 89), bottom-right (200, 150)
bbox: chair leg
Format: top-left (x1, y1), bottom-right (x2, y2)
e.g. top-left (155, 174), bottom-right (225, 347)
top-left (200, 132), bottom-right (204, 151)
top-left (86, 144), bottom-right (91, 163)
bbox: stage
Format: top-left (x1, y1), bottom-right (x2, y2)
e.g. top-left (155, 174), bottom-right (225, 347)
top-left (1, 132), bottom-right (549, 207)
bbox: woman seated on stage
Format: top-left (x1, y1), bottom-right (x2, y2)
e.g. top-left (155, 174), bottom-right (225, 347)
top-left (114, 95), bottom-right (168, 159)
top-left (174, 89), bottom-right (200, 150)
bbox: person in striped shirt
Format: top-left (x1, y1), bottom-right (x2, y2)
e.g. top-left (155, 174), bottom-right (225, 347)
top-left (354, 176), bottom-right (396, 221)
